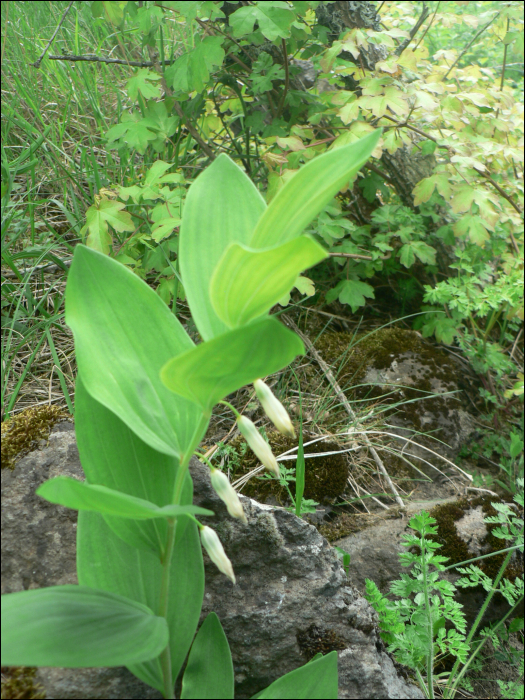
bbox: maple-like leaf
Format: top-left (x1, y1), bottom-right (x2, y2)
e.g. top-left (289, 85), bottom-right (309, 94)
top-left (127, 68), bottom-right (162, 102)
top-left (229, 2), bottom-right (295, 41)
top-left (326, 279), bottom-right (375, 312)
top-left (359, 87), bottom-right (409, 118)
top-left (412, 174), bottom-right (451, 205)
top-left (399, 242), bottom-right (436, 268)
top-left (450, 185), bottom-right (476, 214)
top-left (82, 199), bottom-right (135, 255)
top-left (453, 214), bottom-right (490, 246)
top-left (338, 99), bottom-right (360, 125)
top-left (105, 117), bottom-right (159, 154)
top-left (151, 217), bottom-right (181, 243)
top-left (166, 35), bottom-right (224, 93)
top-left (143, 101), bottom-right (178, 141)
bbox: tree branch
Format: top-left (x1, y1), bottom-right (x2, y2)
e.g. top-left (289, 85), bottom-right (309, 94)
top-left (31, 1), bottom-right (75, 69)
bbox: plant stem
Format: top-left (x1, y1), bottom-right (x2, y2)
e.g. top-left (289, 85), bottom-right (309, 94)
top-left (443, 526), bottom-right (524, 698)
top-left (156, 411), bottom-right (210, 699)
top-left (443, 595), bottom-right (524, 699)
top-left (421, 535), bottom-right (435, 699)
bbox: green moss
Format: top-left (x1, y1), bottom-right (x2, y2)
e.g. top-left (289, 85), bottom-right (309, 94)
top-left (227, 430), bottom-right (348, 506)
top-left (318, 512), bottom-right (364, 542)
top-left (314, 327), bottom-right (464, 439)
top-left (296, 624), bottom-right (347, 661)
top-left (426, 496), bottom-right (524, 601)
top-left (1, 405), bottom-right (72, 471)
top-left (0, 666), bottom-right (46, 699)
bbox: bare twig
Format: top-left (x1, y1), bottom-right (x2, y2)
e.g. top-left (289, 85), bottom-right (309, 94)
top-left (31, 0), bottom-right (75, 69)
top-left (413, 1), bottom-right (440, 53)
top-left (282, 314), bottom-right (405, 508)
top-left (277, 40), bottom-right (289, 118)
top-left (444, 12), bottom-right (500, 80)
top-left (38, 53), bottom-right (177, 67)
top-left (2, 260), bottom-right (73, 279)
top-left (146, 46), bottom-right (216, 160)
top-left (396, 2), bottom-right (430, 57)
top-left (474, 167), bottom-right (523, 220)
top-left (328, 251), bottom-right (391, 261)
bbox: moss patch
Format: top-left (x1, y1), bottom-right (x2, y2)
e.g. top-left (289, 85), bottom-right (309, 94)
top-left (1, 666), bottom-right (46, 699)
top-left (1, 405), bottom-right (71, 470)
top-left (227, 430), bottom-right (348, 506)
top-left (426, 496), bottom-right (524, 596)
top-left (314, 327), bottom-right (465, 439)
top-left (296, 624), bottom-right (347, 661)
top-left (318, 512), bottom-right (365, 542)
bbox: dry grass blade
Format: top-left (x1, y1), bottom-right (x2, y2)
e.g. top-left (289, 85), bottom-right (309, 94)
top-left (282, 314), bottom-right (405, 508)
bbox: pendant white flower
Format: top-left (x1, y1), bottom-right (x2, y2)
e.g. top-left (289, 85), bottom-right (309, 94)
top-left (210, 467), bottom-right (247, 524)
top-left (200, 525), bottom-right (236, 584)
top-left (237, 415), bottom-right (280, 479)
top-left (254, 379), bottom-right (295, 438)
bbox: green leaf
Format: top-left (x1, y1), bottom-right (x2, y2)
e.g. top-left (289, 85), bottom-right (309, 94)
top-left (105, 118), bottom-right (159, 154)
top-left (1, 586), bottom-right (168, 668)
top-left (253, 651), bottom-right (338, 699)
top-left (75, 383), bottom-right (204, 692)
top-left (166, 36), bottom-right (225, 93)
top-left (143, 100), bottom-right (179, 140)
top-left (127, 68), bottom-right (162, 101)
top-left (161, 317), bottom-right (304, 411)
top-left (399, 241), bottom-right (436, 267)
top-left (359, 87), bottom-right (409, 118)
top-left (399, 244), bottom-right (415, 268)
top-left (179, 153), bottom-right (267, 341)
top-left (65, 245), bottom-right (203, 458)
top-left (181, 612), bottom-right (234, 699)
top-left (82, 198), bottom-right (135, 254)
top-left (453, 214), bottom-right (490, 246)
top-left (229, 2), bottom-right (295, 41)
top-left (210, 236), bottom-right (327, 328)
top-left (295, 421), bottom-right (305, 517)
top-left (325, 279), bottom-right (375, 312)
top-left (250, 130), bottom-right (381, 249)
top-left (74, 374), bottom-right (188, 556)
top-left (37, 476), bottom-right (213, 520)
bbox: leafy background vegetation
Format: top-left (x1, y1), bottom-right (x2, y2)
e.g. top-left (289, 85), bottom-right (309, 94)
top-left (1, 2), bottom-right (523, 695)
top-left (2, 0), bottom-right (522, 490)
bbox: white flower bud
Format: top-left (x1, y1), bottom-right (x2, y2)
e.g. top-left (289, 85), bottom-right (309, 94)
top-left (200, 525), bottom-right (236, 584)
top-left (210, 467), bottom-right (247, 524)
top-left (254, 379), bottom-right (295, 438)
top-left (237, 415), bottom-right (280, 479)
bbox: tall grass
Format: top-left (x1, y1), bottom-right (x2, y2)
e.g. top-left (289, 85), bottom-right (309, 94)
top-left (1, 1), bottom-right (189, 418)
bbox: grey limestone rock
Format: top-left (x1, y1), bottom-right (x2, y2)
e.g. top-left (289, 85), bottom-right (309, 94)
top-left (2, 422), bottom-right (423, 699)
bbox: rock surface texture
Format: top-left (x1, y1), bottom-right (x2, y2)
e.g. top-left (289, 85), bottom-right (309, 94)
top-left (1, 421), bottom-right (425, 699)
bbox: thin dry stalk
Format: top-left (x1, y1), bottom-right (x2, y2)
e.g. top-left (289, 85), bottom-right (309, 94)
top-left (282, 314), bottom-right (405, 508)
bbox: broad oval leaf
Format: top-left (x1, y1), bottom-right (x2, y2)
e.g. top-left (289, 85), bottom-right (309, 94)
top-left (74, 374), bottom-right (197, 558)
top-left (1, 585), bottom-right (168, 668)
top-left (65, 245), bottom-right (202, 458)
top-left (210, 236), bottom-right (327, 328)
top-left (179, 153), bottom-right (267, 340)
top-left (78, 509), bottom-right (204, 693)
top-left (37, 476), bottom-right (213, 520)
top-left (181, 612), bottom-right (234, 699)
top-left (250, 129), bottom-right (382, 249)
top-left (74, 374), bottom-right (204, 692)
top-left (161, 317), bottom-right (304, 411)
top-left (252, 650), bottom-right (338, 699)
